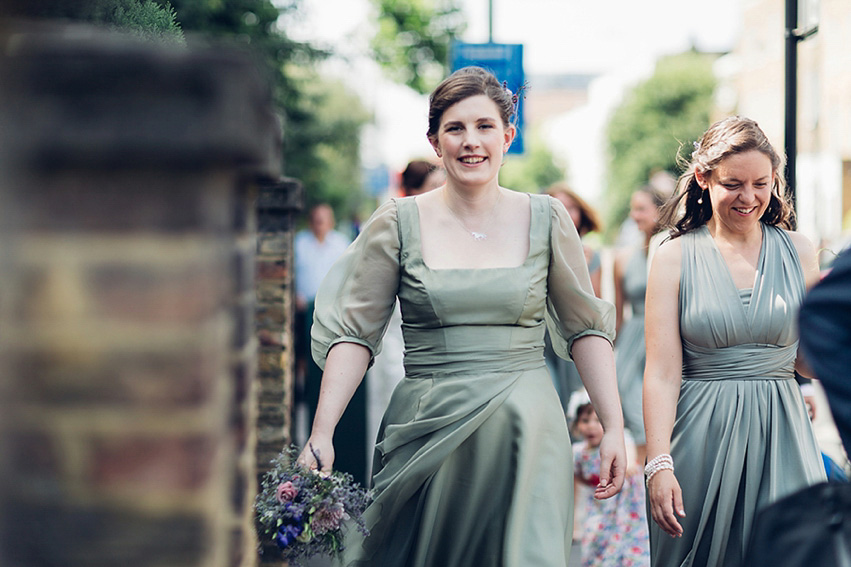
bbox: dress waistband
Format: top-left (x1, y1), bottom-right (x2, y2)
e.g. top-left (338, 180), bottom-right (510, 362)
top-left (682, 341), bottom-right (798, 381)
top-left (401, 325), bottom-right (547, 378)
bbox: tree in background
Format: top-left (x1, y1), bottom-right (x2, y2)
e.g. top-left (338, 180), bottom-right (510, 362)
top-left (0, 0), bottom-right (183, 42)
top-left (2, 0), bottom-right (372, 220)
top-left (498, 132), bottom-right (566, 195)
top-left (370, 0), bottom-right (466, 94)
top-left (604, 50), bottom-right (717, 238)
top-left (287, 71), bottom-right (372, 216)
top-left (160, 0), bottom-right (370, 216)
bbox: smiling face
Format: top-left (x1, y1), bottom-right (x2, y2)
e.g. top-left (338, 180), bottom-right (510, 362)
top-left (697, 149), bottom-right (773, 234)
top-left (429, 94), bottom-right (515, 190)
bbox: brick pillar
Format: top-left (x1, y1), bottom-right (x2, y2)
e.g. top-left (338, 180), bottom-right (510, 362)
top-left (0, 25), bottom-right (280, 567)
top-left (255, 179), bottom-right (303, 562)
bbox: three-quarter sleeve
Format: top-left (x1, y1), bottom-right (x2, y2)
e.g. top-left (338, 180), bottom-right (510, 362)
top-left (545, 198), bottom-right (616, 360)
top-left (310, 200), bottom-right (401, 370)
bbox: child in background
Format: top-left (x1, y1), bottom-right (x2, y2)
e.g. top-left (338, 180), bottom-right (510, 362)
top-left (569, 390), bottom-right (650, 567)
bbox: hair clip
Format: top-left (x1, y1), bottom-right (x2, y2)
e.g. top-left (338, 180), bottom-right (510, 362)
top-left (693, 140), bottom-right (701, 151)
top-left (502, 80), bottom-right (527, 126)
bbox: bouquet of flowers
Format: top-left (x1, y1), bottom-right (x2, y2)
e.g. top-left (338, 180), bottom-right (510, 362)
top-left (255, 444), bottom-right (372, 566)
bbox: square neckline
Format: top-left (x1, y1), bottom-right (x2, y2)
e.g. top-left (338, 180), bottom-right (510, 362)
top-left (410, 192), bottom-right (537, 272)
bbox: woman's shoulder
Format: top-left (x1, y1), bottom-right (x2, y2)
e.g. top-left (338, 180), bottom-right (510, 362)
top-left (651, 234), bottom-right (683, 268)
top-left (768, 224), bottom-right (816, 261)
top-left (368, 198), bottom-right (400, 223)
top-left (778, 226), bottom-right (815, 253)
top-left (776, 226), bottom-right (819, 287)
top-left (541, 192), bottom-right (566, 218)
top-left (356, 199), bottom-right (400, 243)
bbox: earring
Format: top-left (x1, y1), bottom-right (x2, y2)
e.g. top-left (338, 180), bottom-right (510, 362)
top-left (697, 189), bottom-right (706, 205)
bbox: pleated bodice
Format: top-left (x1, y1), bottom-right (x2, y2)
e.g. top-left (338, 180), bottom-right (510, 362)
top-left (679, 224), bottom-right (802, 382)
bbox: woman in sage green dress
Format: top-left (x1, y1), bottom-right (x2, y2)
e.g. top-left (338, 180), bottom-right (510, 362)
top-left (643, 116), bottom-right (826, 567)
top-left (297, 66), bottom-right (627, 567)
top-left (613, 184), bottom-right (665, 464)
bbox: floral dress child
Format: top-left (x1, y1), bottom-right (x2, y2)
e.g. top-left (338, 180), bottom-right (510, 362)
top-left (571, 391), bottom-right (650, 567)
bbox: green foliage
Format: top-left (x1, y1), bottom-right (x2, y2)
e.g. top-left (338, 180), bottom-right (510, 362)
top-left (604, 50), bottom-right (717, 236)
top-left (498, 132), bottom-right (566, 194)
top-left (162, 0), bottom-right (370, 217)
top-left (1, 0), bottom-right (184, 43)
top-left (283, 69), bottom-right (372, 215)
top-left (370, 0), bottom-right (466, 94)
top-left (102, 0), bottom-right (184, 43)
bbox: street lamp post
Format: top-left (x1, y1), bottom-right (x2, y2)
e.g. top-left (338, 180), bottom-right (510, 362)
top-left (784, 0), bottom-right (818, 222)
top-left (488, 0), bottom-right (494, 43)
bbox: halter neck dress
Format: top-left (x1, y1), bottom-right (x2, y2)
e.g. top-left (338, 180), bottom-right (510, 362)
top-left (311, 194), bottom-right (615, 567)
top-left (615, 246), bottom-right (648, 444)
top-left (648, 224), bottom-right (825, 567)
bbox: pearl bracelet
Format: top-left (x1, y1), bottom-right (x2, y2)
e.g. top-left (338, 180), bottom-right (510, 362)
top-left (644, 453), bottom-right (674, 485)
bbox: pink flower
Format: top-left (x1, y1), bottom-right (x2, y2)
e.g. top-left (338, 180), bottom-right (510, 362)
top-left (276, 481), bottom-right (298, 503)
top-left (311, 502), bottom-right (347, 535)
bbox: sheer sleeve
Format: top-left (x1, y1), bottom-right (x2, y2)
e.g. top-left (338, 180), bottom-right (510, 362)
top-left (310, 200), bottom-right (400, 370)
top-left (546, 198), bottom-right (616, 360)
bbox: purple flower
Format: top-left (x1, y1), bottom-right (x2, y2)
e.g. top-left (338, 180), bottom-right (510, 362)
top-left (310, 502), bottom-right (347, 535)
top-left (256, 445), bottom-right (372, 562)
top-left (275, 522), bottom-right (304, 549)
top-left (276, 481), bottom-right (298, 503)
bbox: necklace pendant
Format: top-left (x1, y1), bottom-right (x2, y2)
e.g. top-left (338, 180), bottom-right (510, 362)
top-left (471, 231), bottom-right (487, 241)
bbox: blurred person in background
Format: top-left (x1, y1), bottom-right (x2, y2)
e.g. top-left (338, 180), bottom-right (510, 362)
top-left (613, 185), bottom-right (665, 465)
top-left (294, 203), bottom-right (365, 481)
top-left (570, 389), bottom-right (650, 567)
top-left (399, 159), bottom-right (445, 197)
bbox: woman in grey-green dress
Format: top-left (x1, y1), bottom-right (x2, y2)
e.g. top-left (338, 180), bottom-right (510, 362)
top-left (297, 66), bottom-right (627, 567)
top-left (613, 185), bottom-right (665, 463)
top-left (643, 116), bottom-right (826, 567)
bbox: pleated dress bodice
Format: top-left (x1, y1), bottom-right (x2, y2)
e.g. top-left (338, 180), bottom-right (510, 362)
top-left (395, 194), bottom-right (552, 379)
top-left (679, 224), bottom-right (801, 382)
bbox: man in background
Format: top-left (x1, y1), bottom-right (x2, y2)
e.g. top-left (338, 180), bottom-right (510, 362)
top-left (293, 203), bottom-right (359, 477)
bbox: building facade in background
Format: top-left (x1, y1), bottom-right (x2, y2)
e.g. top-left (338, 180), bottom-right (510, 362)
top-left (717, 0), bottom-right (851, 254)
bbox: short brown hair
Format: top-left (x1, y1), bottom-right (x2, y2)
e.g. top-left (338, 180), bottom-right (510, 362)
top-left (427, 66), bottom-right (514, 141)
top-left (401, 160), bottom-right (438, 195)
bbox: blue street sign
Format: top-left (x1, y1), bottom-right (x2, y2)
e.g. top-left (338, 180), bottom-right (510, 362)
top-left (450, 41), bottom-right (525, 154)
top-left (363, 164), bottom-right (390, 197)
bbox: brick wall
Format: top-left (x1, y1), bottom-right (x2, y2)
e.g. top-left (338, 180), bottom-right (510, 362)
top-left (0, 25), bottom-right (280, 567)
top-left (255, 179), bottom-right (303, 563)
